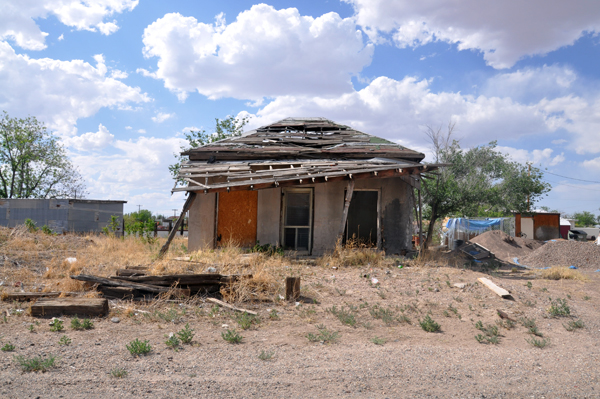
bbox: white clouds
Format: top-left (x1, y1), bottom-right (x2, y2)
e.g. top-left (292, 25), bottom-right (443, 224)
top-left (141, 5), bottom-right (373, 101)
top-left (344, 0), bottom-right (600, 68)
top-left (58, 34), bottom-right (64, 41)
top-left (0, 0), bottom-right (138, 50)
top-left (152, 112), bottom-right (175, 123)
top-left (137, 129), bottom-right (146, 134)
top-left (496, 146), bottom-right (565, 166)
top-left (64, 124), bottom-right (114, 151)
top-left (0, 43), bottom-right (150, 136)
top-left (582, 157), bottom-right (600, 170)
top-left (242, 76), bottom-right (550, 156)
top-left (72, 136), bottom-right (185, 199)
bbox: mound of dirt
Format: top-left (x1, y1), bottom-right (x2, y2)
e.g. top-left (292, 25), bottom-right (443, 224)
top-left (469, 230), bottom-right (543, 263)
top-left (520, 240), bottom-right (600, 269)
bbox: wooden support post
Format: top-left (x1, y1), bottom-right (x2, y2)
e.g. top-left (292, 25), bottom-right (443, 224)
top-left (418, 186), bottom-right (423, 251)
top-left (180, 217), bottom-right (184, 236)
top-left (285, 277), bottom-right (301, 301)
top-left (337, 180), bottom-right (355, 244)
top-left (154, 221), bottom-right (158, 238)
top-left (158, 193), bottom-right (196, 258)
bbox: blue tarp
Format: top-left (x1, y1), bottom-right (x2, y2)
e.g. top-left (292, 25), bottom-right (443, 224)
top-left (446, 218), bottom-right (504, 232)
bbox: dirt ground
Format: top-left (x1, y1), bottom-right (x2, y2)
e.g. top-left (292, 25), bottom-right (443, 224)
top-left (0, 233), bottom-right (599, 398)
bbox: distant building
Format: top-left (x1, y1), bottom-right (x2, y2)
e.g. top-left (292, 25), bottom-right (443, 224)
top-left (0, 199), bottom-right (126, 235)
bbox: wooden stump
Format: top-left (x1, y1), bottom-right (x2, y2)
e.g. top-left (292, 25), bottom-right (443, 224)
top-left (285, 277), bottom-right (301, 301)
top-left (30, 298), bottom-right (109, 318)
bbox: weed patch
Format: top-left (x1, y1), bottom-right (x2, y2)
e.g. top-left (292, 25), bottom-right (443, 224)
top-left (307, 325), bottom-right (339, 344)
top-left (58, 336), bottom-right (71, 346)
top-left (258, 350), bottom-right (275, 361)
top-left (14, 354), bottom-right (58, 372)
top-left (110, 367), bottom-right (128, 378)
top-left (564, 319), bottom-right (585, 332)
top-left (49, 319), bottom-right (64, 332)
top-left (70, 317), bottom-right (93, 330)
top-left (176, 323), bottom-right (194, 344)
top-left (222, 329), bottom-right (243, 344)
top-left (235, 312), bottom-right (260, 330)
top-left (370, 336), bottom-right (386, 345)
top-left (126, 339), bottom-right (152, 356)
top-left (327, 305), bottom-right (357, 327)
top-left (1, 343), bottom-right (15, 352)
top-left (526, 337), bottom-right (549, 348)
top-left (548, 298), bottom-right (571, 317)
top-left (419, 315), bottom-right (441, 332)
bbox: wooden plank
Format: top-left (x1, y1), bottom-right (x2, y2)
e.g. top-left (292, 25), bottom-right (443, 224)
top-left (478, 277), bottom-right (512, 299)
top-left (2, 292), bottom-right (61, 301)
top-left (110, 274), bottom-right (222, 285)
top-left (116, 269), bottom-right (147, 277)
top-left (337, 180), bottom-right (355, 243)
top-left (206, 298), bottom-right (257, 315)
top-left (30, 298), bottom-right (109, 317)
top-left (97, 286), bottom-right (136, 299)
top-left (285, 277), bottom-right (301, 301)
top-left (158, 192), bottom-right (196, 258)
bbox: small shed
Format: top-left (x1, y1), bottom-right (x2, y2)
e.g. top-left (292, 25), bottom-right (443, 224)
top-left (515, 212), bottom-right (560, 241)
top-left (0, 199), bottom-right (126, 235)
top-left (169, 117), bottom-right (437, 256)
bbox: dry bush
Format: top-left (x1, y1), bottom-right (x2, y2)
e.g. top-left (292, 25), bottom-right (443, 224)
top-left (318, 239), bottom-right (386, 268)
top-left (539, 267), bottom-right (588, 281)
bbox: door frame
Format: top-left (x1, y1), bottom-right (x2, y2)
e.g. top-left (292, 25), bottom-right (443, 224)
top-left (280, 187), bottom-right (314, 255)
top-left (344, 188), bottom-right (382, 250)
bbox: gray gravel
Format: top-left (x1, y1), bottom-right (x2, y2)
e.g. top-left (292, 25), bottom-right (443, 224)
top-left (521, 240), bottom-right (600, 269)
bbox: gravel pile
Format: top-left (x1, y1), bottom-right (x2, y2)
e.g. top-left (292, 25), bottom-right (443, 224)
top-left (470, 230), bottom-right (543, 262)
top-left (521, 240), bottom-right (600, 269)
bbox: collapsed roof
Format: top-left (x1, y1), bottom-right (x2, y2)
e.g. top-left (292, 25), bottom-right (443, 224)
top-left (174, 117), bottom-right (432, 194)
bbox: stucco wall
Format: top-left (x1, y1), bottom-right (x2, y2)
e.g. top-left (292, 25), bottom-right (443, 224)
top-left (188, 193), bottom-right (216, 252)
top-left (188, 177), bottom-right (415, 255)
top-left (257, 188), bottom-right (281, 246)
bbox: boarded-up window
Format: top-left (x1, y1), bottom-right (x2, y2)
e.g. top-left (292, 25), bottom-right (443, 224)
top-left (217, 191), bottom-right (258, 247)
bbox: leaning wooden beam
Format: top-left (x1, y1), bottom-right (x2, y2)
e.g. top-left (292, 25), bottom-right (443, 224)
top-left (158, 192), bottom-right (197, 259)
top-left (30, 298), bottom-right (109, 317)
top-left (206, 297), bottom-right (257, 315)
top-left (478, 277), bottom-right (512, 299)
top-left (337, 180), bottom-right (355, 243)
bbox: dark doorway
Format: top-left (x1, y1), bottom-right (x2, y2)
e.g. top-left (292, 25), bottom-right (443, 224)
top-left (344, 191), bottom-right (378, 247)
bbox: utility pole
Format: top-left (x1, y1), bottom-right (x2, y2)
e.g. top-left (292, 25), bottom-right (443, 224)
top-left (527, 163), bottom-right (531, 212)
top-left (137, 205), bottom-right (142, 213)
top-left (172, 209), bottom-right (177, 218)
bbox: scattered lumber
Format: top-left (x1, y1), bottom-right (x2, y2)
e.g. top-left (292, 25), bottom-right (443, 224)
top-left (478, 277), bottom-right (513, 299)
top-left (110, 273), bottom-right (251, 295)
top-left (460, 242), bottom-right (493, 260)
top-left (70, 274), bottom-right (189, 297)
top-left (206, 298), bottom-right (257, 315)
top-left (30, 298), bottom-right (109, 317)
top-left (116, 269), bottom-right (147, 277)
top-left (2, 292), bottom-right (61, 301)
top-left (497, 309), bottom-right (516, 322)
top-left (285, 277), bottom-right (301, 301)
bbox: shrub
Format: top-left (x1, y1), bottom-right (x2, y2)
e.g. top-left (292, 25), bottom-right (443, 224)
top-left (71, 317), bottom-right (93, 330)
top-left (564, 319), bottom-right (585, 332)
top-left (327, 305), bottom-right (357, 327)
top-left (49, 319), bottom-right (64, 332)
top-left (526, 337), bottom-right (549, 348)
top-left (126, 339), bottom-right (152, 356)
top-left (235, 312), bottom-right (260, 330)
top-left (269, 309), bottom-right (279, 320)
top-left (1, 343), bottom-right (15, 352)
top-left (165, 334), bottom-right (180, 351)
top-left (419, 315), bottom-right (441, 332)
top-left (548, 298), bottom-right (570, 317)
top-left (221, 329), bottom-right (243, 344)
top-left (58, 336), bottom-right (71, 346)
top-left (307, 325), bottom-right (339, 344)
top-left (369, 305), bottom-right (396, 325)
top-left (110, 367), bottom-right (128, 378)
top-left (370, 337), bottom-right (386, 345)
top-left (258, 350), bottom-right (275, 361)
top-left (14, 354), bottom-right (58, 372)
top-left (176, 323), bottom-right (194, 344)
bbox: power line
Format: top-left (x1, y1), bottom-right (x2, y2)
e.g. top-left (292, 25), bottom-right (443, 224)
top-left (544, 170), bottom-right (600, 184)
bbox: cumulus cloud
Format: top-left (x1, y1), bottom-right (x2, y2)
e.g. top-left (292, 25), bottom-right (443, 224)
top-left (241, 75), bottom-right (550, 158)
top-left (137, 129), bottom-right (146, 134)
top-left (63, 124), bottom-right (114, 151)
top-left (58, 34), bottom-right (64, 41)
top-left (582, 157), bottom-right (600, 170)
top-left (0, 0), bottom-right (138, 50)
top-left (152, 112), bottom-right (175, 123)
top-left (0, 43), bottom-right (150, 136)
top-left (141, 5), bottom-right (373, 101)
top-left (344, 0), bottom-right (600, 68)
top-left (496, 146), bottom-right (565, 166)
top-left (71, 136), bottom-right (186, 208)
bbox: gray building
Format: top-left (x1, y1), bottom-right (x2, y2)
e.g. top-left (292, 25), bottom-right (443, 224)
top-left (0, 199), bottom-right (126, 235)
top-left (173, 117), bottom-right (435, 256)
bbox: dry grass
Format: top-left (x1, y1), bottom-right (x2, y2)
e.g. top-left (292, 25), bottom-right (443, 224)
top-left (539, 267), bottom-right (588, 281)
top-left (412, 248), bottom-right (467, 268)
top-left (318, 239), bottom-right (387, 268)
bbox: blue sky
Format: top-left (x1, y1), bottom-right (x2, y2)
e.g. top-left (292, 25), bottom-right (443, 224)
top-left (1, 0), bottom-right (600, 216)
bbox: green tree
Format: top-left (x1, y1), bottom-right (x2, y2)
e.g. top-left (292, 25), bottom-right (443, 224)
top-left (169, 116), bottom-right (249, 186)
top-left (421, 124), bottom-right (550, 248)
top-left (0, 112), bottom-right (86, 198)
top-left (573, 211), bottom-right (597, 227)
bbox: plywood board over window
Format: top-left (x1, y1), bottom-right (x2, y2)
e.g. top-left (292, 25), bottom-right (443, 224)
top-left (216, 191), bottom-right (257, 247)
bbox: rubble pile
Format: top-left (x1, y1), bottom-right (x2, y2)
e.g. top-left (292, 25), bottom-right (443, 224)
top-left (521, 240), bottom-right (600, 269)
top-left (470, 230), bottom-right (543, 262)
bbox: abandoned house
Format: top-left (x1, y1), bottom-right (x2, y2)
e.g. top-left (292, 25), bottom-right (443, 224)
top-left (171, 117), bottom-right (434, 256)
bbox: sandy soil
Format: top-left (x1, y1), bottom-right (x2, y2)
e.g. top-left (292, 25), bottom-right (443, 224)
top-left (1, 259), bottom-right (599, 398)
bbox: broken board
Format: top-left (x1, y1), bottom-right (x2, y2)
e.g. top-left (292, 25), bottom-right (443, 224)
top-left (30, 298), bottom-right (109, 317)
top-left (478, 277), bottom-right (512, 299)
